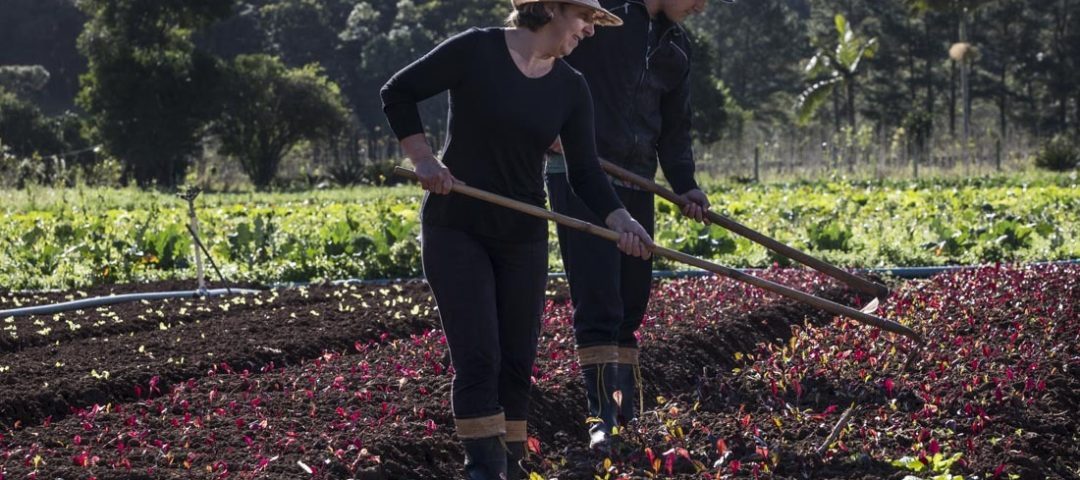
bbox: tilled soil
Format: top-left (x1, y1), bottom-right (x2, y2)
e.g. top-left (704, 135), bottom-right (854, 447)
top-left (0, 280), bottom-right (438, 427)
top-left (1, 266), bottom-right (1077, 479)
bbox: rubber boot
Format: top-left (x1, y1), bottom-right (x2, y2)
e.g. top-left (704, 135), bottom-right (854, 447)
top-left (614, 362), bottom-right (641, 425)
top-left (505, 441), bottom-right (526, 480)
top-left (463, 436), bottom-right (507, 480)
top-left (582, 363), bottom-right (619, 450)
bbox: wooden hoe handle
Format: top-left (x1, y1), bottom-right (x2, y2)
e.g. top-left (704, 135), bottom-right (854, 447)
top-left (394, 167), bottom-right (920, 342)
top-left (598, 159), bottom-right (891, 300)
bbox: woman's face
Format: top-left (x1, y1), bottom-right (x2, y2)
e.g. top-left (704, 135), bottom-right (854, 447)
top-left (546, 3), bottom-right (599, 57)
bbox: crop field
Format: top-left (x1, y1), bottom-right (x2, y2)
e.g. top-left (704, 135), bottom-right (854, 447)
top-left (0, 177), bottom-right (1077, 479)
top-left (1, 176), bottom-right (1078, 291)
top-left (5, 0), bottom-right (1080, 477)
top-left (0, 263), bottom-right (1077, 479)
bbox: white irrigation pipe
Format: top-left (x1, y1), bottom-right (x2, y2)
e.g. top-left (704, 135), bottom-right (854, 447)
top-left (6, 260), bottom-right (1076, 318)
top-left (7, 189), bottom-right (250, 318)
top-left (636, 259), bottom-right (1080, 281)
top-left (0, 288), bottom-right (262, 318)
top-left (266, 259), bottom-right (1080, 288)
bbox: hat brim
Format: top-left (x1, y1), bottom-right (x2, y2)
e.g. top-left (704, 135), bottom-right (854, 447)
top-left (590, 8), bottom-right (623, 27)
top-left (513, 0), bottom-right (624, 27)
top-left (568, 0), bottom-right (623, 27)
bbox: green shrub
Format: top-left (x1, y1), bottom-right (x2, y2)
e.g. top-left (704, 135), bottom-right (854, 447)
top-left (0, 88), bottom-right (62, 158)
top-left (0, 90), bottom-right (100, 187)
top-left (1035, 135), bottom-right (1079, 172)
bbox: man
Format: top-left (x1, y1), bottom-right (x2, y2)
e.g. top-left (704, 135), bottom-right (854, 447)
top-left (545, 0), bottom-right (727, 450)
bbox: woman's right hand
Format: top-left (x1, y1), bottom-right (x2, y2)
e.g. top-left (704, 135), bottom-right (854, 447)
top-left (413, 156), bottom-right (457, 195)
top-left (604, 209), bottom-right (653, 260)
top-left (401, 134), bottom-right (457, 195)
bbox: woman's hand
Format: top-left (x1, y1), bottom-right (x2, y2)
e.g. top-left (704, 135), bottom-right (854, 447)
top-left (401, 134), bottom-right (458, 194)
top-left (604, 209), bottom-right (653, 259)
top-left (413, 156), bottom-right (457, 195)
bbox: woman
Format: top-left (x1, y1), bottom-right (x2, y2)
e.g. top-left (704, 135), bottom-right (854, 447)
top-left (381, 1), bottom-right (653, 478)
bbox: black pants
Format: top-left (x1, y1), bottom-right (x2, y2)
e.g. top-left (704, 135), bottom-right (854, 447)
top-left (421, 224), bottom-right (547, 426)
top-left (546, 173), bottom-right (654, 348)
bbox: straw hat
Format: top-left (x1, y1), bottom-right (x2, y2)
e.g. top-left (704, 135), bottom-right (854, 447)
top-left (511, 0), bottom-right (623, 27)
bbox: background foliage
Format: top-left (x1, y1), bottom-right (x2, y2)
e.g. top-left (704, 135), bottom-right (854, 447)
top-left (2, 0), bottom-right (1079, 189)
top-left (1, 174), bottom-right (1076, 290)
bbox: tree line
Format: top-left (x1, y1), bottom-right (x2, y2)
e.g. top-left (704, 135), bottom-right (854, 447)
top-left (1, 0), bottom-right (1077, 189)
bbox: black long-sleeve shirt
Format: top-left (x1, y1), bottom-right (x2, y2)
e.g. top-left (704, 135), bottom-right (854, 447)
top-left (381, 27), bottom-right (624, 242)
top-left (562, 0), bottom-right (699, 194)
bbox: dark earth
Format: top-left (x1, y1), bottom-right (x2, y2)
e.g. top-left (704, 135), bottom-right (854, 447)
top-left (0, 264), bottom-right (1077, 479)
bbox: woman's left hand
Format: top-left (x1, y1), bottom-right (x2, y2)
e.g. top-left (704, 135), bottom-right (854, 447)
top-left (604, 209), bottom-right (653, 259)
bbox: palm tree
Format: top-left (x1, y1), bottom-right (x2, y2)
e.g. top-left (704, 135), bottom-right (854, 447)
top-left (795, 14), bottom-right (878, 131)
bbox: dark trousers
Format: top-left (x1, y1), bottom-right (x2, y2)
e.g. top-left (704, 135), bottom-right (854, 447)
top-left (546, 173), bottom-right (654, 348)
top-left (421, 224), bottom-right (547, 423)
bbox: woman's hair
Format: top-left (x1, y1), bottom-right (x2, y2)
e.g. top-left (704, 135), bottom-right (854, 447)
top-left (506, 2), bottom-right (565, 31)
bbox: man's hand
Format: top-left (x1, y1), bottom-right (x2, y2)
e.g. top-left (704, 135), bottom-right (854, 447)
top-left (679, 188), bottom-right (711, 224)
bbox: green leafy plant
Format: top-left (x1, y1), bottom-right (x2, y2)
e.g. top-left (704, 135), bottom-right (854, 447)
top-left (806, 220), bottom-right (852, 251)
top-left (891, 452), bottom-right (964, 479)
top-left (1, 177), bottom-right (1077, 290)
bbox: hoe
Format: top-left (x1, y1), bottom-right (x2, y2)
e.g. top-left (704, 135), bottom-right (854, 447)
top-left (394, 167), bottom-right (920, 342)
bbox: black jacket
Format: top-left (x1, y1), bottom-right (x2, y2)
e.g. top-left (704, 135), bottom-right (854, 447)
top-left (563, 0), bottom-right (699, 194)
